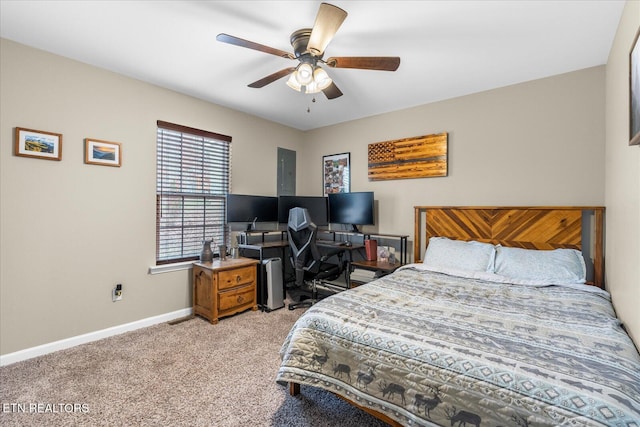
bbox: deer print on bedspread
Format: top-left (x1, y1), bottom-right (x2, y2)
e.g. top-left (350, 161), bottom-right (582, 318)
top-left (444, 406), bottom-right (481, 427)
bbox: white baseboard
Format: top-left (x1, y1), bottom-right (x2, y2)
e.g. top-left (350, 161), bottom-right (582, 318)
top-left (0, 308), bottom-right (193, 367)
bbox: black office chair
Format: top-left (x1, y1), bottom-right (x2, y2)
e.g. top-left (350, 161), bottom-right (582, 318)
top-left (287, 207), bottom-right (345, 310)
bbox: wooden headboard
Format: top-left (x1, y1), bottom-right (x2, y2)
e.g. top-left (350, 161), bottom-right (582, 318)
top-left (413, 206), bottom-right (605, 288)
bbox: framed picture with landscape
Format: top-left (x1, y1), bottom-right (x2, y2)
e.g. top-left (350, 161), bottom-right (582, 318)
top-left (322, 152), bottom-right (350, 196)
top-left (85, 138), bottom-right (122, 167)
top-left (14, 127), bottom-right (62, 161)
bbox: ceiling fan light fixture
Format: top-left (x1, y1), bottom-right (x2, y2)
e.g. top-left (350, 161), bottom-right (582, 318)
top-left (286, 73), bottom-right (302, 91)
top-left (295, 63), bottom-right (314, 85)
top-left (313, 67), bottom-right (332, 91)
top-left (287, 65), bottom-right (332, 94)
top-left (304, 80), bottom-right (318, 94)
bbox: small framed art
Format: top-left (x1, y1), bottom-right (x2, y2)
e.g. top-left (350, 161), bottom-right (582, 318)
top-left (322, 152), bottom-right (350, 196)
top-left (14, 127), bottom-right (62, 161)
top-left (630, 28), bottom-right (640, 146)
top-left (85, 138), bottom-right (122, 167)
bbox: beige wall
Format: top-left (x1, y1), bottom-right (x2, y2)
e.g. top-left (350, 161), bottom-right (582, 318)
top-left (0, 39), bottom-right (304, 355)
top-left (301, 67), bottom-right (606, 239)
top-left (604, 0), bottom-right (640, 344)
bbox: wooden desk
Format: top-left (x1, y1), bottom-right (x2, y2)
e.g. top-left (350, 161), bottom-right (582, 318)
top-left (351, 259), bottom-right (401, 272)
top-left (318, 230), bottom-right (409, 264)
top-left (239, 239), bottom-right (289, 252)
top-left (316, 241), bottom-right (364, 251)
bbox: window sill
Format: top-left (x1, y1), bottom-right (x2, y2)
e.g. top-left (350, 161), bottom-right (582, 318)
top-left (148, 261), bottom-right (194, 275)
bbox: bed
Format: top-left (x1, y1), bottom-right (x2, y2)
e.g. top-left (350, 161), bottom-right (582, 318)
top-left (276, 206), bottom-right (640, 426)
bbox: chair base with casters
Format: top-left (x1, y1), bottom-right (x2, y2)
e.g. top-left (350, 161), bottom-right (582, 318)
top-left (288, 279), bottom-right (320, 310)
top-left (287, 277), bottom-right (349, 310)
top-left (287, 255), bottom-right (345, 310)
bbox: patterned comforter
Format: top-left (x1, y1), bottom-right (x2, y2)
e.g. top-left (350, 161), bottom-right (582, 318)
top-left (277, 265), bottom-right (640, 426)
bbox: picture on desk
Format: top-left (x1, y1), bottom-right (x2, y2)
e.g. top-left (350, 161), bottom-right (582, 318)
top-left (377, 246), bottom-right (396, 264)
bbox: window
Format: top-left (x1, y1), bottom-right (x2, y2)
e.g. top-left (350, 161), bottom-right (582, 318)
top-left (156, 121), bottom-right (231, 264)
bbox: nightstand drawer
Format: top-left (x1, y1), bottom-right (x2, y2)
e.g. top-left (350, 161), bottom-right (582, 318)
top-left (218, 284), bottom-right (255, 313)
top-left (218, 265), bottom-right (255, 290)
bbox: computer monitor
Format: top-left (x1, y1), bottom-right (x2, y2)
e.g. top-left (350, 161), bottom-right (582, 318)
top-left (226, 194), bottom-right (278, 228)
top-left (278, 196), bottom-right (328, 226)
top-left (327, 191), bottom-right (375, 232)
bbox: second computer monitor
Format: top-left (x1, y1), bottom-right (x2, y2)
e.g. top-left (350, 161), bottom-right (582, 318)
top-left (327, 191), bottom-right (374, 231)
top-left (278, 195), bottom-right (328, 226)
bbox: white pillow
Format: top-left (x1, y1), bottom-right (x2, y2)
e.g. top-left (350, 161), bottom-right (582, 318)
top-left (423, 237), bottom-right (496, 273)
top-left (494, 246), bottom-right (586, 284)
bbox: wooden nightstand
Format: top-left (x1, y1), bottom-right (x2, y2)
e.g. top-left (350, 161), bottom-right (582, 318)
top-left (192, 257), bottom-right (259, 324)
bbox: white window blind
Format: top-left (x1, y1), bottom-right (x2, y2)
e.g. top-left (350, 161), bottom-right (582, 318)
top-left (156, 121), bottom-right (231, 264)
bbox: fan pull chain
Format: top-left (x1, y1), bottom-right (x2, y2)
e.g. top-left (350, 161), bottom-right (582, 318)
top-left (307, 97), bottom-right (316, 113)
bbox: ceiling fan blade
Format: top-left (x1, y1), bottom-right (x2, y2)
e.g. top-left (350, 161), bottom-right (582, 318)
top-left (322, 82), bottom-right (343, 100)
top-left (216, 33), bottom-right (295, 59)
top-left (248, 68), bottom-right (296, 88)
top-left (307, 3), bottom-right (348, 56)
top-left (325, 57), bottom-right (401, 71)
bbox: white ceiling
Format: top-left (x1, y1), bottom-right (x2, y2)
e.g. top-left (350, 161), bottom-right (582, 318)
top-left (0, 1), bottom-right (626, 131)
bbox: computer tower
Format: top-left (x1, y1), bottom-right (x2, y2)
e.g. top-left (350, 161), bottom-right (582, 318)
top-left (260, 258), bottom-right (284, 311)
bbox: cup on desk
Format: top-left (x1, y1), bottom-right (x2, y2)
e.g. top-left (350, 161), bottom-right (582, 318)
top-left (365, 239), bottom-right (377, 261)
top-left (230, 246), bottom-right (239, 259)
top-left (218, 245), bottom-right (227, 260)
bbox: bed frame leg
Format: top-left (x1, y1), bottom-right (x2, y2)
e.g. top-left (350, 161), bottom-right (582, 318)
top-left (289, 382), bottom-right (300, 396)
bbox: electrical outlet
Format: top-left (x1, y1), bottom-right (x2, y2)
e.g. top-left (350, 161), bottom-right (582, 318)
top-left (112, 284), bottom-right (123, 302)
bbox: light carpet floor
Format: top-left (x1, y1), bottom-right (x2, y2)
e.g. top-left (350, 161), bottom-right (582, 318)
top-left (0, 306), bottom-right (388, 426)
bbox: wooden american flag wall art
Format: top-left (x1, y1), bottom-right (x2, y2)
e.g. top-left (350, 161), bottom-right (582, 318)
top-left (367, 132), bottom-right (448, 181)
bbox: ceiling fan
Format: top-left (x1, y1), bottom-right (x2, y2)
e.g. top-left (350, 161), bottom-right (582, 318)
top-left (216, 2), bottom-right (400, 100)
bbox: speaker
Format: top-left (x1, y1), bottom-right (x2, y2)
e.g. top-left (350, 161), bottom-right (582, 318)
top-left (261, 258), bottom-right (284, 311)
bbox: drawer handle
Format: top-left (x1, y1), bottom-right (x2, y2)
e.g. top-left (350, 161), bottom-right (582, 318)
top-left (236, 275), bottom-right (241, 282)
top-left (237, 295), bottom-right (244, 304)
